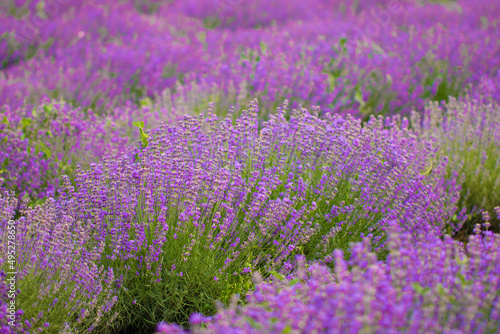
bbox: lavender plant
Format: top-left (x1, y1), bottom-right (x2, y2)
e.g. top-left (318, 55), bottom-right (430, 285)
top-left (0, 98), bottom-right (128, 201)
top-left (53, 100), bottom-right (459, 331)
top-left (156, 220), bottom-right (500, 333)
top-left (0, 178), bottom-right (119, 333)
top-left (412, 95), bottom-right (500, 238)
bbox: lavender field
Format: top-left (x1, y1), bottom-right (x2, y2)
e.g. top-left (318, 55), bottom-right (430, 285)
top-left (1, 0), bottom-right (500, 333)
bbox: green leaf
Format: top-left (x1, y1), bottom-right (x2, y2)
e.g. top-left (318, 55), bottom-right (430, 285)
top-left (260, 41), bottom-right (268, 55)
top-left (26, 44), bottom-right (38, 60)
top-left (371, 42), bottom-right (385, 55)
top-left (420, 160), bottom-right (434, 175)
top-left (246, 317), bottom-right (262, 329)
top-left (43, 104), bottom-right (52, 114)
top-left (132, 121), bottom-right (145, 129)
top-left (282, 325), bottom-right (293, 334)
top-left (456, 256), bottom-right (468, 266)
top-left (457, 273), bottom-right (466, 286)
top-left (196, 31), bottom-right (206, 44)
top-left (326, 72), bottom-right (336, 92)
top-left (411, 282), bottom-right (422, 294)
top-left (339, 37), bottom-right (347, 52)
top-left (37, 142), bottom-right (52, 159)
top-left (139, 98), bottom-right (152, 107)
top-left (1, 116), bottom-right (9, 125)
top-left (386, 74), bottom-right (393, 85)
top-left (270, 271), bottom-right (284, 282)
top-left (132, 121), bottom-right (149, 147)
top-left (41, 37), bottom-right (54, 50)
top-left (354, 85), bottom-right (365, 107)
top-left (411, 282), bottom-right (430, 296)
top-left (20, 118), bottom-right (32, 129)
top-left (203, 16), bottom-right (221, 30)
top-left (436, 283), bottom-right (445, 296)
top-left (456, 272), bottom-right (473, 287)
top-left (139, 131), bottom-right (149, 147)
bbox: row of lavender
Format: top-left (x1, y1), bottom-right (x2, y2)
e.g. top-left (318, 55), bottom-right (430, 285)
top-left (1, 0), bottom-right (499, 222)
top-left (0, 0), bottom-right (499, 333)
top-left (2, 89), bottom-right (499, 229)
top-left (1, 0), bottom-right (499, 118)
top-left (1, 96), bottom-right (499, 332)
top-left (158, 222), bottom-right (500, 334)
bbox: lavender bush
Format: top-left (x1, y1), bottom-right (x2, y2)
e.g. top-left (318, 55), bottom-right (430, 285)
top-left (413, 94), bottom-right (500, 237)
top-left (156, 220), bottom-right (500, 334)
top-left (0, 179), bottom-right (119, 333)
top-left (51, 99), bottom-right (459, 331)
top-left (0, 98), bottom-right (128, 201)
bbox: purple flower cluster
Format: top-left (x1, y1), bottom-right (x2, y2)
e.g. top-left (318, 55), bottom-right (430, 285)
top-left (155, 220), bottom-right (500, 334)
top-left (62, 99), bottom-right (458, 270)
top-left (171, 0), bottom-right (328, 29)
top-left (0, 180), bottom-right (119, 332)
top-left (0, 98), bottom-right (128, 200)
top-left (45, 99), bottom-right (459, 329)
top-left (0, 0), bottom-right (206, 112)
top-left (1, 0), bottom-right (499, 118)
top-left (413, 94), bottom-right (500, 234)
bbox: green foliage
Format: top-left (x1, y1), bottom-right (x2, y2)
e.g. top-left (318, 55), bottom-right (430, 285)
top-left (111, 266), bottom-right (225, 332)
top-left (417, 98), bottom-right (500, 236)
top-left (417, 53), bottom-right (466, 104)
top-left (0, 99), bottom-right (126, 203)
top-left (94, 108), bottom-right (414, 331)
top-left (124, 73), bottom-right (150, 106)
top-left (0, 22), bottom-right (55, 69)
top-left (202, 17), bottom-right (221, 30)
top-left (301, 178), bottom-right (389, 265)
top-left (133, 0), bottom-right (163, 14)
top-left (132, 121), bottom-right (149, 148)
top-left (411, 282), bottom-right (431, 296)
top-left (0, 202), bottom-right (118, 332)
top-left (94, 175), bottom-right (284, 332)
top-left (410, 267), bottom-right (498, 331)
top-left (4, 268), bottom-right (115, 333)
